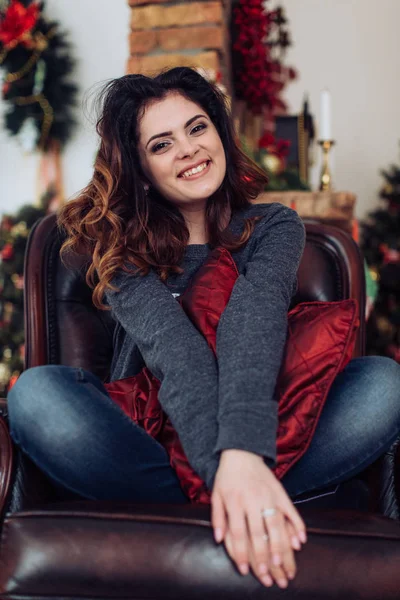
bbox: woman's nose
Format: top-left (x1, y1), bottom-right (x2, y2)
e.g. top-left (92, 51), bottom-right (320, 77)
top-left (176, 138), bottom-right (199, 159)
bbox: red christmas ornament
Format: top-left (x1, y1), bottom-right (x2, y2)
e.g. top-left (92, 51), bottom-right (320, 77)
top-left (387, 344), bottom-right (400, 364)
top-left (0, 0), bottom-right (39, 49)
top-left (2, 80), bottom-right (10, 97)
top-left (8, 373), bottom-right (19, 392)
top-left (1, 243), bottom-right (14, 261)
top-left (379, 243), bottom-right (400, 265)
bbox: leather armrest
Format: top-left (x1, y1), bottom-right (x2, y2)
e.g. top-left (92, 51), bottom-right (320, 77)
top-left (0, 401), bottom-right (13, 517)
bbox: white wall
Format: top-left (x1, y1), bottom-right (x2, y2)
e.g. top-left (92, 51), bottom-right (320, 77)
top-left (1, 0), bottom-right (399, 219)
top-left (279, 0), bottom-right (400, 218)
top-left (0, 0), bottom-right (130, 214)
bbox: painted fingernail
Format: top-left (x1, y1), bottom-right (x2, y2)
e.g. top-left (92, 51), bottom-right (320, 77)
top-left (292, 536), bottom-right (301, 550)
top-left (273, 553), bottom-right (281, 566)
top-left (239, 563), bottom-right (249, 576)
top-left (299, 531), bottom-right (307, 544)
top-left (258, 563), bottom-right (268, 575)
top-left (214, 528), bottom-right (223, 543)
top-left (262, 575), bottom-right (273, 587)
top-left (278, 578), bottom-right (288, 589)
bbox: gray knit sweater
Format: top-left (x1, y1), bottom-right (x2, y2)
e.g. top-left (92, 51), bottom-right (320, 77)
top-left (105, 202), bottom-right (306, 490)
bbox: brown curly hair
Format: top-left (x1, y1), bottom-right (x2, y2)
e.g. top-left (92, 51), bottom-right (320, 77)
top-left (58, 67), bottom-right (268, 310)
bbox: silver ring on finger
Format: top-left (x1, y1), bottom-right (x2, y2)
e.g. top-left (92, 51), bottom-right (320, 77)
top-left (261, 507), bottom-right (277, 518)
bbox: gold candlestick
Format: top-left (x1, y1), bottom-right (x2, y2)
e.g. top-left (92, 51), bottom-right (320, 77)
top-left (318, 140), bottom-right (335, 191)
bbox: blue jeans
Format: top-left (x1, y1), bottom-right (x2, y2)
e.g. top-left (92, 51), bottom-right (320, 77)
top-left (7, 356), bottom-right (400, 503)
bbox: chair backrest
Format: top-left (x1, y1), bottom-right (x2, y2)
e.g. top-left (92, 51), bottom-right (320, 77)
top-left (23, 213), bottom-right (366, 380)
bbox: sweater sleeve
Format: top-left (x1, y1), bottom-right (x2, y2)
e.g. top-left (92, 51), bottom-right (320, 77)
top-left (214, 205), bottom-right (306, 466)
top-left (105, 269), bottom-right (219, 489)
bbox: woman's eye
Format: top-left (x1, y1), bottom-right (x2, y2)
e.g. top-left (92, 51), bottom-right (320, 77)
top-left (191, 123), bottom-right (206, 134)
top-left (151, 141), bottom-right (169, 153)
top-left (150, 124), bottom-right (206, 152)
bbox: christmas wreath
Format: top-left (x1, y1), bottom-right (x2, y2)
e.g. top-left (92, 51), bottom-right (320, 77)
top-left (0, 0), bottom-right (77, 152)
top-left (231, 0), bottom-right (296, 115)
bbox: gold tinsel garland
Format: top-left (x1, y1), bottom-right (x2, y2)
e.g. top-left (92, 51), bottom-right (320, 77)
top-left (0, 26), bottom-right (57, 149)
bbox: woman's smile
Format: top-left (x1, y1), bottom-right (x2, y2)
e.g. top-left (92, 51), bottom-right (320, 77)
top-left (178, 160), bottom-right (212, 180)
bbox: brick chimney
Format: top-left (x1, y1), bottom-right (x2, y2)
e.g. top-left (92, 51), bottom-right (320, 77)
top-left (127, 0), bottom-right (232, 92)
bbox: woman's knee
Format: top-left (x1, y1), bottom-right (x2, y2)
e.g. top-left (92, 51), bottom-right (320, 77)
top-left (351, 355), bottom-right (400, 398)
top-left (341, 355), bottom-right (400, 431)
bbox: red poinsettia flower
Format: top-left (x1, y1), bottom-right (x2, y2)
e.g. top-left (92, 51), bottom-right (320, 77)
top-left (276, 139), bottom-right (291, 159)
top-left (0, 0), bottom-right (39, 49)
top-left (258, 132), bottom-right (275, 150)
top-left (258, 132), bottom-right (290, 158)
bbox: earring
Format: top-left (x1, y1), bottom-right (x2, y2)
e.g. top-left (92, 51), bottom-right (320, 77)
top-left (144, 184), bottom-right (149, 195)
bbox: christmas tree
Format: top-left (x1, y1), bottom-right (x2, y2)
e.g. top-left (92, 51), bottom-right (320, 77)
top-left (361, 162), bottom-right (400, 361)
top-left (0, 191), bottom-right (56, 395)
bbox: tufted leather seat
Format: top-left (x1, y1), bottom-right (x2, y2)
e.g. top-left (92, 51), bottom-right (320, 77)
top-left (0, 213), bottom-right (400, 600)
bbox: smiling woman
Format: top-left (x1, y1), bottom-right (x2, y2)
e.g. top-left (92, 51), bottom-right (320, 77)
top-left (57, 67), bottom-right (268, 308)
top-left (7, 66), bottom-right (400, 593)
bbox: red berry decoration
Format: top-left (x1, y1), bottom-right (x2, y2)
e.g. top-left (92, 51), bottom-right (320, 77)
top-left (231, 0), bottom-right (296, 116)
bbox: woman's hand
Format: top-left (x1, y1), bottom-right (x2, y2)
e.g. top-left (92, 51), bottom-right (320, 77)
top-left (211, 449), bottom-right (307, 589)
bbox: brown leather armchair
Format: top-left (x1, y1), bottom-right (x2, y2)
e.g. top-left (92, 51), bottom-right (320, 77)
top-left (1, 213), bottom-right (400, 600)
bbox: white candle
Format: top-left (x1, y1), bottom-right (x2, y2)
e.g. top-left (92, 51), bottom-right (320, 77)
top-left (320, 89), bottom-right (332, 140)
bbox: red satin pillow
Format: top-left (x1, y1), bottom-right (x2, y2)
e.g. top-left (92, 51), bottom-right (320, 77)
top-left (274, 299), bottom-right (358, 479)
top-left (105, 247), bottom-right (359, 503)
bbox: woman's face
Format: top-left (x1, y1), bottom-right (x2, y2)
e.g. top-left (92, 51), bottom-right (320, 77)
top-left (137, 92), bottom-right (226, 212)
